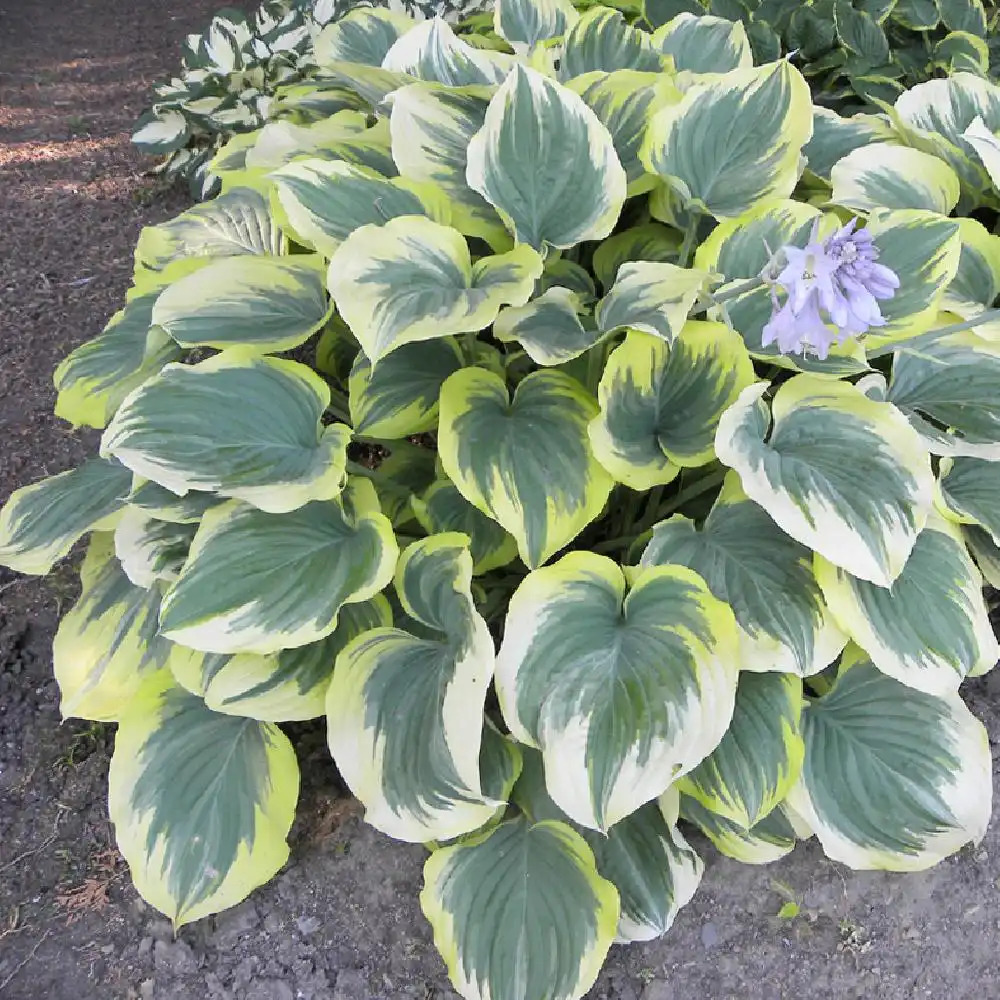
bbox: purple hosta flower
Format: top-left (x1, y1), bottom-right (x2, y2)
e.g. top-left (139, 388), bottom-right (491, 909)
top-left (762, 219), bottom-right (900, 359)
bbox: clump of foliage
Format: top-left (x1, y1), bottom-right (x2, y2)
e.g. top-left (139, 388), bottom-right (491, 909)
top-left (9, 2), bottom-right (1000, 998)
top-left (646, 0), bottom-right (999, 113)
top-left (133, 0), bottom-right (488, 197)
top-left (133, 0), bottom-right (328, 198)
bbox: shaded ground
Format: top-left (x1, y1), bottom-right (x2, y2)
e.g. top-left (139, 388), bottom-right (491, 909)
top-left (2, 2), bottom-right (1000, 998)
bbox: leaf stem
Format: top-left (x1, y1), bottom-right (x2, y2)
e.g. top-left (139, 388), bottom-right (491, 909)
top-left (346, 460), bottom-right (375, 478)
top-left (677, 216), bottom-right (700, 269)
top-left (593, 469), bottom-right (727, 554)
top-left (327, 387), bottom-right (352, 424)
top-left (865, 306), bottom-right (1000, 358)
top-left (711, 275), bottom-right (765, 303)
top-left (636, 485), bottom-right (665, 534)
top-left (614, 488), bottom-right (645, 537)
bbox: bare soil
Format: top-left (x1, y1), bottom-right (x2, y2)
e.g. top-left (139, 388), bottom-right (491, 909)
top-left (2, 2), bottom-right (1000, 999)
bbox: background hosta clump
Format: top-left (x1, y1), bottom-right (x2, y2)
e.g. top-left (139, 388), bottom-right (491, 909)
top-left (647, 0), bottom-right (1000, 112)
top-left (133, 0), bottom-right (329, 198)
top-left (134, 0), bottom-right (490, 197)
top-left (8, 1), bottom-right (1000, 998)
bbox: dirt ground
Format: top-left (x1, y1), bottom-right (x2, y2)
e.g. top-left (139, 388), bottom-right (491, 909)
top-left (2, 1), bottom-right (1000, 998)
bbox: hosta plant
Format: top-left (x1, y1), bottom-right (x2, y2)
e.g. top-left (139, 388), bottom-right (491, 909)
top-left (134, 0), bottom-right (328, 198)
top-left (9, 4), bottom-right (1000, 999)
top-left (646, 0), bottom-right (999, 113)
top-left (134, 0), bottom-right (488, 198)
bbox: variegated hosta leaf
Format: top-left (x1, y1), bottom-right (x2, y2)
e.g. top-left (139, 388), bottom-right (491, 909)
top-left (150, 254), bottom-right (331, 353)
top-left (210, 131), bottom-right (261, 185)
top-left (131, 255), bottom-right (214, 299)
top-left (0, 457), bottom-right (131, 575)
top-left (514, 752), bottom-right (702, 943)
top-left (942, 218), bottom-right (1000, 322)
top-left (566, 70), bottom-right (680, 191)
top-left (935, 31), bottom-right (991, 77)
top-left (788, 651), bottom-right (992, 871)
top-left (102, 351), bottom-right (350, 514)
top-left (313, 7), bottom-right (414, 67)
top-left (478, 720), bottom-right (524, 806)
top-left (311, 62), bottom-right (417, 111)
top-left (678, 792), bottom-right (799, 865)
top-left (114, 507), bottom-right (197, 588)
top-left (965, 523), bottom-right (1000, 589)
top-left (860, 210), bottom-right (961, 349)
top-left (134, 188), bottom-right (282, 271)
top-left (940, 457), bottom-right (1000, 544)
top-left (803, 107), bottom-right (891, 182)
top-left (387, 83), bottom-right (504, 245)
top-left (170, 596), bottom-right (391, 722)
top-left (158, 481), bottom-right (397, 655)
top-left (891, 72), bottom-right (1000, 194)
top-left (592, 222), bottom-right (680, 291)
top-left (243, 111), bottom-right (370, 172)
top-left (536, 258), bottom-right (597, 299)
top-left (496, 552), bottom-right (739, 830)
top-left (558, 5), bottom-right (666, 78)
top-left (649, 12), bottom-right (753, 74)
top-left (271, 159), bottom-right (450, 257)
top-left (109, 685), bottom-right (299, 926)
top-left (589, 324), bottom-right (754, 490)
top-left (830, 145), bottom-right (961, 215)
top-left (816, 513), bottom-right (998, 696)
top-left (939, 0), bottom-right (988, 35)
top-left (642, 62), bottom-right (813, 221)
top-left (328, 216), bottom-right (541, 364)
top-left (595, 262), bottom-right (710, 343)
top-left (421, 816), bottom-right (619, 1000)
top-left (367, 439), bottom-right (440, 528)
top-left (493, 287), bottom-right (602, 366)
top-left (494, 0), bottom-right (578, 50)
top-left (641, 478), bottom-right (848, 677)
top-left (54, 534), bottom-right (175, 722)
top-left (315, 312), bottom-right (360, 384)
top-left (593, 801), bottom-right (702, 944)
top-left (412, 479), bottom-right (518, 575)
top-left (327, 534), bottom-right (500, 842)
top-left (716, 377), bottom-right (934, 587)
top-left (645, 167), bottom-right (722, 234)
top-left (537, 259), bottom-right (597, 300)
top-left (382, 17), bottom-right (513, 86)
top-left (887, 332), bottom-right (1000, 459)
top-left (676, 672), bottom-right (804, 829)
top-left (438, 368), bottom-right (613, 569)
top-left (466, 64), bottom-right (627, 251)
top-left (54, 292), bottom-right (183, 429)
top-left (299, 125), bottom-right (401, 180)
top-left (272, 83), bottom-right (366, 124)
top-left (133, 109), bottom-right (189, 154)
top-left (962, 115), bottom-right (1000, 192)
top-left (127, 480), bottom-right (222, 525)
top-left (348, 337), bottom-right (465, 438)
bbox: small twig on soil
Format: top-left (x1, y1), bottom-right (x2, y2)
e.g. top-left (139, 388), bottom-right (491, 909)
top-left (0, 929), bottom-right (52, 993)
top-left (0, 907), bottom-right (23, 940)
top-left (0, 833), bottom-right (57, 875)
